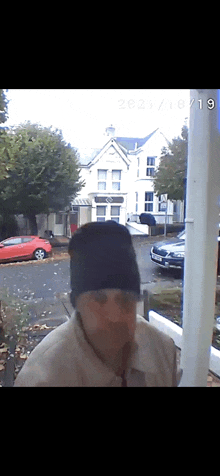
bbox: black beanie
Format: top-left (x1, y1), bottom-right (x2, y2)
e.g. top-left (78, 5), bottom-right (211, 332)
top-left (68, 220), bottom-right (140, 308)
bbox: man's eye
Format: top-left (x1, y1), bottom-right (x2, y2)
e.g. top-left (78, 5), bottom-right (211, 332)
top-left (94, 291), bottom-right (108, 305)
top-left (115, 292), bottom-right (130, 308)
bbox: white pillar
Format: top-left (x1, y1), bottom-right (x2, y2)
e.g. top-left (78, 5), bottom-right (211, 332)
top-left (180, 90), bottom-right (220, 386)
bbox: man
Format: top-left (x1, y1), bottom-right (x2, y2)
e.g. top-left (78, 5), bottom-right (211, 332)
top-left (14, 221), bottom-right (178, 386)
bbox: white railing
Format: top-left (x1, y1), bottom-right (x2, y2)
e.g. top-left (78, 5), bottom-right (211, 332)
top-left (148, 310), bottom-right (220, 379)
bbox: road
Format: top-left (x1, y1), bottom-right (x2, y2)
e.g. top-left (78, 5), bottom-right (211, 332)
top-left (132, 237), bottom-right (183, 286)
top-left (0, 258), bottom-right (71, 302)
top-left (0, 239), bottom-right (183, 313)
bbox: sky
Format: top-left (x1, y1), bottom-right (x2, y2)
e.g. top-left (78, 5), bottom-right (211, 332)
top-left (3, 89), bottom-right (190, 154)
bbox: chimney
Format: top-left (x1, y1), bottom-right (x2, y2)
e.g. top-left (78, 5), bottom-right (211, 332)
top-left (105, 124), bottom-right (115, 137)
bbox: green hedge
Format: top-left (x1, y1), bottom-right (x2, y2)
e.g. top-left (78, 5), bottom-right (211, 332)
top-left (150, 223), bottom-right (184, 236)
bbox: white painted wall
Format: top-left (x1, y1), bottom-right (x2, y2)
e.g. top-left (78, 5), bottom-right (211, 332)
top-left (78, 140), bottom-right (130, 225)
top-left (78, 130), bottom-right (184, 225)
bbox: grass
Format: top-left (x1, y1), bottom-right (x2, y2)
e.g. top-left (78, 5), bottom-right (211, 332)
top-left (149, 287), bottom-right (183, 327)
top-left (0, 287), bottom-right (32, 341)
top-left (148, 287), bottom-right (220, 351)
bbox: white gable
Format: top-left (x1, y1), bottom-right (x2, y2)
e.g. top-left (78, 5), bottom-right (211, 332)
top-left (89, 138), bottom-right (130, 168)
top-left (141, 129), bottom-right (168, 157)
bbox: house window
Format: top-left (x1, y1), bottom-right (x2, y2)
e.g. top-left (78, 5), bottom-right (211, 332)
top-left (147, 157), bottom-right (155, 166)
top-left (55, 213), bottom-right (63, 225)
top-left (145, 192), bottom-right (154, 212)
top-left (146, 157), bottom-right (156, 177)
top-left (112, 170), bottom-right (121, 191)
top-left (98, 170), bottom-right (107, 190)
top-left (98, 182), bottom-right (106, 190)
top-left (145, 192), bottom-right (153, 201)
top-left (111, 206), bottom-right (120, 223)
top-left (137, 157), bottom-right (140, 177)
top-left (146, 167), bottom-right (155, 176)
top-left (135, 192), bottom-right (138, 213)
top-left (112, 182), bottom-right (120, 191)
top-left (96, 206), bottom-right (106, 222)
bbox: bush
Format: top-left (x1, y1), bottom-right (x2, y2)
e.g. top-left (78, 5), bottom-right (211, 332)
top-left (150, 223), bottom-right (184, 236)
top-left (0, 215), bottom-right (19, 241)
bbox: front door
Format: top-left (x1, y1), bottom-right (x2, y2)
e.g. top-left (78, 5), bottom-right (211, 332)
top-left (70, 210), bottom-right (78, 234)
top-left (54, 213), bottom-right (64, 236)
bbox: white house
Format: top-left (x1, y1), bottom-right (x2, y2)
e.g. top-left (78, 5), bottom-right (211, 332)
top-left (69, 133), bottom-right (130, 230)
top-left (71, 125), bottom-right (184, 231)
top-left (18, 125), bottom-right (183, 238)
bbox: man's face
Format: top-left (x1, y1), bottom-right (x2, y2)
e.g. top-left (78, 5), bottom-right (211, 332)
top-left (76, 289), bottom-right (137, 355)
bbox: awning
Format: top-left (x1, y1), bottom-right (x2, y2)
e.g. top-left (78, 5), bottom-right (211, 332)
top-left (70, 198), bottom-right (92, 207)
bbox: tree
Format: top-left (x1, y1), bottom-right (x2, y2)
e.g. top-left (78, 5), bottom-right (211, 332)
top-left (0, 90), bottom-right (14, 181)
top-left (153, 125), bottom-right (188, 201)
top-left (0, 89), bottom-right (8, 124)
top-left (0, 122), bottom-right (85, 234)
top-left (0, 90), bottom-right (19, 239)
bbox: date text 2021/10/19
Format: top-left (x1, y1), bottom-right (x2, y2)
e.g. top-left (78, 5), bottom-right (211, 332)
top-left (118, 98), bottom-right (215, 110)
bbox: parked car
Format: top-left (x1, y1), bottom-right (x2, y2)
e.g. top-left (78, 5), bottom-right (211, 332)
top-left (0, 236), bottom-right (52, 263)
top-left (150, 230), bottom-right (220, 272)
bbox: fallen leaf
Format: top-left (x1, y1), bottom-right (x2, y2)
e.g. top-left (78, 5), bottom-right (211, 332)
top-left (31, 324), bottom-right (52, 331)
top-left (0, 347), bottom-right (8, 354)
top-left (0, 364), bottom-right (5, 371)
top-left (20, 353), bottom-right (28, 360)
top-left (15, 345), bottom-right (22, 353)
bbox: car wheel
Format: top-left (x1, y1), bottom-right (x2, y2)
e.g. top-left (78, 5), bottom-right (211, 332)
top-left (34, 248), bottom-right (46, 260)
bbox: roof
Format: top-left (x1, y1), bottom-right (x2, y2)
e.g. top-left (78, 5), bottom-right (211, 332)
top-left (78, 149), bottom-right (101, 166)
top-left (78, 138), bottom-right (130, 168)
top-left (77, 129), bottom-right (159, 166)
top-left (71, 198), bottom-right (92, 206)
top-left (115, 129), bottom-right (159, 151)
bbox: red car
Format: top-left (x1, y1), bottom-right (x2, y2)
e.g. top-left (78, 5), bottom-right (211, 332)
top-left (0, 236), bottom-right (52, 263)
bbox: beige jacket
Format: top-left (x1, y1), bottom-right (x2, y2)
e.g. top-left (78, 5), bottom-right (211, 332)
top-left (14, 313), bottom-right (178, 387)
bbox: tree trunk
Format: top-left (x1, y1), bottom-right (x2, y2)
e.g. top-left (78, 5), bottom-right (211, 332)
top-left (27, 214), bottom-right (38, 235)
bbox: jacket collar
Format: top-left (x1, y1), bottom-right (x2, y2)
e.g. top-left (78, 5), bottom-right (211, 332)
top-left (72, 312), bottom-right (145, 386)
